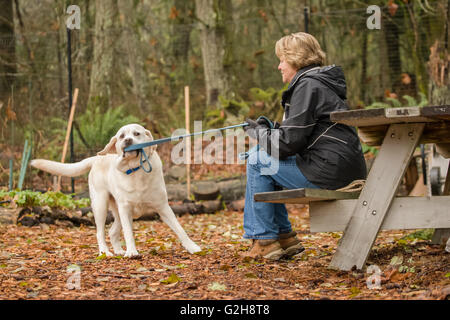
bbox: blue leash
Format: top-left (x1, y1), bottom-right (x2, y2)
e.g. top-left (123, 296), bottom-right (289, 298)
top-left (124, 122), bottom-right (251, 174)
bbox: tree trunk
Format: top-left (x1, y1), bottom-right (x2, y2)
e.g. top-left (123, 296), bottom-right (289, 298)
top-left (88, 0), bottom-right (118, 109)
top-left (428, 2), bottom-right (450, 106)
top-left (117, 1), bottom-right (151, 115)
top-left (0, 0), bottom-right (16, 103)
top-left (195, 0), bottom-right (233, 107)
top-left (171, 0), bottom-right (194, 76)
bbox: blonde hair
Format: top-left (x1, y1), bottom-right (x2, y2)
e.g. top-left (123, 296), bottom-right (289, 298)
top-left (275, 32), bottom-right (326, 70)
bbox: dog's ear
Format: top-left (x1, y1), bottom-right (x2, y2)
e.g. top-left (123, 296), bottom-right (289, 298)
top-left (97, 136), bottom-right (118, 155)
top-left (144, 130), bottom-right (154, 141)
top-left (144, 130), bottom-right (157, 155)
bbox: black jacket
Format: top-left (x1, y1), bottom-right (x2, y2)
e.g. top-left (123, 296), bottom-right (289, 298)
top-left (257, 64), bottom-right (367, 190)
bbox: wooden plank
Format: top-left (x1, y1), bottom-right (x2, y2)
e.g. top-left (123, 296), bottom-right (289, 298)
top-left (331, 106), bottom-right (450, 127)
top-left (421, 105), bottom-right (450, 121)
top-left (330, 123), bottom-right (425, 271)
top-left (253, 188), bottom-right (360, 205)
top-left (358, 121), bottom-right (450, 146)
top-left (309, 196), bottom-right (450, 232)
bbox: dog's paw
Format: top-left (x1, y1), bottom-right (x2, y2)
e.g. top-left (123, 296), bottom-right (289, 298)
top-left (113, 248), bottom-right (126, 256)
top-left (99, 250), bottom-right (114, 257)
top-left (124, 250), bottom-right (140, 258)
top-left (186, 243), bottom-right (202, 254)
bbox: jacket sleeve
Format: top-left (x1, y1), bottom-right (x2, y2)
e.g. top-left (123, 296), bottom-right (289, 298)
top-left (258, 79), bottom-right (320, 159)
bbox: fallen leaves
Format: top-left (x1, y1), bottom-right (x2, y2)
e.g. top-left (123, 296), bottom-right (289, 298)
top-left (208, 282), bottom-right (227, 291)
top-left (160, 273), bottom-right (182, 285)
top-left (0, 207), bottom-right (449, 300)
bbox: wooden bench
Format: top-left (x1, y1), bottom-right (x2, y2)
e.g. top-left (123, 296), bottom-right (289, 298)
top-left (255, 187), bottom-right (450, 233)
top-left (253, 188), bottom-right (360, 205)
top-left (254, 106), bottom-right (450, 271)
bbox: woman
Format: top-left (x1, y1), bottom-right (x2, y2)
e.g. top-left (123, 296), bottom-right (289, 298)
top-left (242, 32), bottom-right (367, 260)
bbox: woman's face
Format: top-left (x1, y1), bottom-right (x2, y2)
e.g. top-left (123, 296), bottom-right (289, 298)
top-left (278, 59), bottom-right (297, 84)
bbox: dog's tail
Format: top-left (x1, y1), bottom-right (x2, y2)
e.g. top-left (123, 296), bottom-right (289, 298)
top-left (30, 157), bottom-right (96, 177)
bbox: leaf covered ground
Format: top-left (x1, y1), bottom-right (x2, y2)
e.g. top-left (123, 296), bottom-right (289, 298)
top-left (0, 204), bottom-right (449, 300)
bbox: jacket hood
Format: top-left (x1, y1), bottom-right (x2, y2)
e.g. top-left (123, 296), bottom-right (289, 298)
top-left (303, 65), bottom-right (347, 100)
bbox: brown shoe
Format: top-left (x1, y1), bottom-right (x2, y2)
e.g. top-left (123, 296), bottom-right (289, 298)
top-left (278, 231), bottom-right (304, 258)
top-left (241, 239), bottom-right (285, 260)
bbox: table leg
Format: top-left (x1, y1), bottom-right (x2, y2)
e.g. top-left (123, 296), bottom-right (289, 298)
top-left (330, 123), bottom-right (425, 271)
top-left (431, 161), bottom-right (450, 245)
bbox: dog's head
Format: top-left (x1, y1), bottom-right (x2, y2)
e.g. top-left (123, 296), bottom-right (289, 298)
top-left (97, 124), bottom-right (157, 159)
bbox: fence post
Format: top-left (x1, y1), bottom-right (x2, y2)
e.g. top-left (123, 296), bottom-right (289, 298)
top-left (304, 6), bottom-right (309, 33)
top-left (67, 27), bottom-right (75, 193)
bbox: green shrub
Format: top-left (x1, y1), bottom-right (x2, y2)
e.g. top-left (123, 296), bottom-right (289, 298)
top-left (0, 190), bottom-right (90, 209)
top-left (365, 93), bottom-right (428, 109)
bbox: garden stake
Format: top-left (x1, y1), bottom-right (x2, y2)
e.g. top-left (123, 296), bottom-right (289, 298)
top-left (8, 159), bottom-right (13, 191)
top-left (18, 139), bottom-right (32, 190)
top-left (57, 88), bottom-right (79, 191)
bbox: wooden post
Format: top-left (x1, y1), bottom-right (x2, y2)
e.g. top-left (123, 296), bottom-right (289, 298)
top-left (185, 86), bottom-right (191, 200)
top-left (56, 88), bottom-right (79, 191)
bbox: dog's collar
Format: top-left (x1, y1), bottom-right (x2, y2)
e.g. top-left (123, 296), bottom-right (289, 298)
top-left (125, 159), bottom-right (147, 175)
top-left (125, 166), bottom-right (141, 175)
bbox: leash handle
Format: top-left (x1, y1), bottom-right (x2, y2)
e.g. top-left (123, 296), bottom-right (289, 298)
top-left (140, 149), bottom-right (152, 173)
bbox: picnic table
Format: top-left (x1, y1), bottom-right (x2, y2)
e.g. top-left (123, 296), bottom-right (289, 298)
top-left (254, 105), bottom-right (450, 271)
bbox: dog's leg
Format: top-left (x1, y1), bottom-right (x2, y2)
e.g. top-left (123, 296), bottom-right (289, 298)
top-left (108, 201), bottom-right (126, 256)
top-left (117, 203), bottom-right (139, 257)
top-left (157, 204), bottom-right (201, 254)
top-left (91, 192), bottom-right (113, 257)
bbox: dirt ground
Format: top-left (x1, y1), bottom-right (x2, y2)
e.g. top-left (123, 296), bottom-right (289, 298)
top-left (0, 204), bottom-right (449, 300)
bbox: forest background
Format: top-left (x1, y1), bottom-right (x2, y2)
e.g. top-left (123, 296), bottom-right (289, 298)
top-left (0, 0), bottom-right (449, 190)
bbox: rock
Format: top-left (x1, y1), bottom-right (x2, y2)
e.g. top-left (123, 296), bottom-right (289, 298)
top-left (170, 202), bottom-right (200, 215)
top-left (80, 207), bottom-right (93, 216)
top-left (217, 178), bottom-right (246, 201)
top-left (40, 216), bottom-right (55, 225)
top-left (0, 207), bottom-right (18, 224)
top-left (55, 220), bottom-right (74, 228)
top-left (166, 200), bottom-right (222, 216)
top-left (17, 208), bottom-right (40, 226)
top-left (228, 199), bottom-right (245, 211)
top-left (166, 184), bottom-right (188, 201)
top-left (193, 181), bottom-right (220, 200)
top-left (18, 215), bottom-right (39, 227)
top-left (201, 200), bottom-right (222, 213)
top-left (165, 165), bottom-right (186, 183)
top-left (438, 285), bottom-right (450, 300)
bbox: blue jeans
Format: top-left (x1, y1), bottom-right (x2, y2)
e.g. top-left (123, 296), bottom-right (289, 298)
top-left (243, 147), bottom-right (320, 240)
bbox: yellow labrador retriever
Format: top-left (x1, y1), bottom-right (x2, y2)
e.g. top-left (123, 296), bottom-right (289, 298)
top-left (31, 124), bottom-right (201, 257)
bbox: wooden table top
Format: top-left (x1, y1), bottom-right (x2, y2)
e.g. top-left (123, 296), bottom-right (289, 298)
top-left (330, 106), bottom-right (450, 157)
top-left (330, 105), bottom-right (450, 127)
